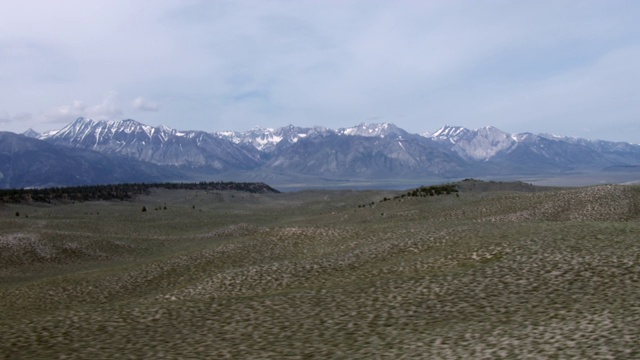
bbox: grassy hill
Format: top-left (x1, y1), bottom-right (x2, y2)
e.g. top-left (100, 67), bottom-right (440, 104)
top-left (1, 182), bottom-right (639, 358)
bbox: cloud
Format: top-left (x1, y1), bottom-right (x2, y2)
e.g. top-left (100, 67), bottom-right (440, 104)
top-left (465, 44), bottom-right (640, 140)
top-left (0, 111), bottom-right (34, 126)
top-left (132, 97), bottom-right (160, 112)
top-left (43, 100), bottom-right (86, 123)
top-left (0, 92), bottom-right (127, 132)
top-left (88, 91), bottom-right (124, 120)
top-left (1, 1), bottom-right (640, 142)
top-left (42, 92), bottom-right (123, 126)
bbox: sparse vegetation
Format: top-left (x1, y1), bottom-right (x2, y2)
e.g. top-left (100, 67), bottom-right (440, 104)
top-left (1, 182), bottom-right (639, 358)
top-left (372, 184), bottom-right (459, 207)
top-left (400, 184), bottom-right (458, 198)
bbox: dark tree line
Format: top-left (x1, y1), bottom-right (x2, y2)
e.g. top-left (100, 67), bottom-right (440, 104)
top-left (156, 181), bottom-right (279, 193)
top-left (358, 184), bottom-right (460, 208)
top-left (400, 184), bottom-right (459, 198)
top-left (0, 181), bottom-right (279, 204)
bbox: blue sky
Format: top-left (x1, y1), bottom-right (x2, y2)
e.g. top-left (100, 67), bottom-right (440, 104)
top-left (1, 1), bottom-right (639, 142)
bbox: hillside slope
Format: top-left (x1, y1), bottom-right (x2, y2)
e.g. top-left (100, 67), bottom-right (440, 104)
top-left (0, 132), bottom-right (182, 188)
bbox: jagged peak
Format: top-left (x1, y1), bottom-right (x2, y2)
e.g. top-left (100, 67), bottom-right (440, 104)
top-left (22, 128), bottom-right (40, 138)
top-left (55, 117), bottom-right (95, 134)
top-left (476, 126), bottom-right (510, 137)
top-left (339, 122), bottom-right (405, 137)
top-left (431, 125), bottom-right (469, 138)
top-left (37, 119), bottom-right (639, 155)
top-left (512, 132), bottom-right (537, 142)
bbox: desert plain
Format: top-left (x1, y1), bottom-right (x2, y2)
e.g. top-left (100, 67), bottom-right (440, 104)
top-left (1, 180), bottom-right (639, 359)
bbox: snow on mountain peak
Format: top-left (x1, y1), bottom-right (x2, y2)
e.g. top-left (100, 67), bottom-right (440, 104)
top-left (339, 122), bottom-right (405, 137)
top-left (431, 125), bottom-right (469, 139)
top-left (429, 125), bottom-right (470, 144)
top-left (39, 117), bottom-right (182, 148)
top-left (427, 125), bottom-right (517, 160)
top-left (214, 124), bottom-right (314, 151)
top-left (30, 118), bottom-right (640, 172)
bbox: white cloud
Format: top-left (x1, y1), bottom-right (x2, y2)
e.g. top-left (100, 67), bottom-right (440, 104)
top-left (0, 112), bottom-right (34, 129)
top-left (83, 91), bottom-right (124, 120)
top-left (132, 97), bottom-right (160, 112)
top-left (1, 1), bottom-right (640, 142)
top-left (43, 100), bottom-right (86, 123)
top-left (40, 92), bottom-right (123, 127)
top-left (466, 44), bottom-right (640, 141)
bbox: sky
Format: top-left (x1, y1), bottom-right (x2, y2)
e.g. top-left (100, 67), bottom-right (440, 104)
top-left (1, 1), bottom-right (639, 142)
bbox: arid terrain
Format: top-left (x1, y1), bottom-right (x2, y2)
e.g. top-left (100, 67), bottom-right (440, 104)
top-left (1, 181), bottom-right (639, 359)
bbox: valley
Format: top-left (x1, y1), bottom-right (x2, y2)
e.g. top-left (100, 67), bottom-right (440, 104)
top-left (1, 181), bottom-right (639, 358)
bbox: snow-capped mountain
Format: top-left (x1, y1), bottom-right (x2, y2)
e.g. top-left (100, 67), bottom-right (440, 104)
top-left (537, 133), bottom-right (640, 164)
top-left (2, 117), bottom-right (635, 189)
top-left (265, 131), bottom-right (466, 177)
top-left (428, 125), bottom-right (517, 161)
top-left (427, 125), bottom-right (470, 141)
top-left (40, 118), bottom-right (263, 169)
top-left (41, 118), bottom-right (169, 147)
top-left (214, 122), bottom-right (408, 152)
top-left (215, 125), bottom-right (320, 153)
top-left (337, 122), bottom-right (409, 138)
top-left (425, 125), bottom-right (631, 169)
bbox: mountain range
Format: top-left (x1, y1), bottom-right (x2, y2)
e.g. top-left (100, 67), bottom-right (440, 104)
top-left (1, 117), bottom-right (639, 189)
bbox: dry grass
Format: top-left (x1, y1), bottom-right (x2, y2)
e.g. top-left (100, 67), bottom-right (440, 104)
top-left (1, 185), bottom-right (639, 358)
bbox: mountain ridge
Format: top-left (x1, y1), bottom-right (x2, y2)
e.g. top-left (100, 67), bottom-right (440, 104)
top-left (3, 117), bottom-right (639, 189)
top-left (29, 118), bottom-right (640, 155)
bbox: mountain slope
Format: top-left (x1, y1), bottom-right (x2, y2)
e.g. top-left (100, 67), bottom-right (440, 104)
top-left (215, 122), bottom-right (408, 153)
top-left (0, 132), bottom-right (182, 189)
top-left (215, 125), bottom-right (318, 153)
top-left (337, 122), bottom-right (410, 138)
top-left (428, 125), bottom-right (640, 171)
top-left (430, 125), bottom-right (517, 161)
top-left (267, 132), bottom-right (467, 178)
